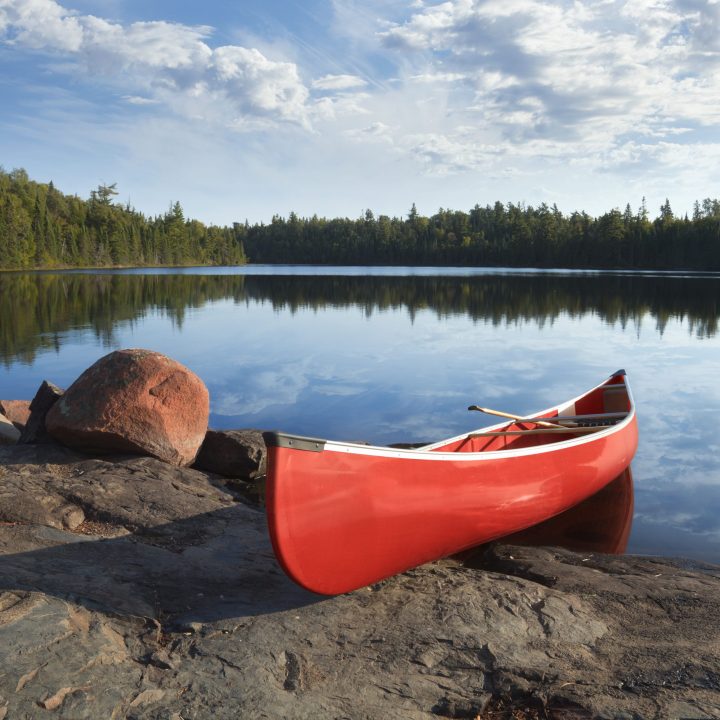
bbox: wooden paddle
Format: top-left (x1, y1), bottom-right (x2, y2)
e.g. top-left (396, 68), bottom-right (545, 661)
top-left (467, 405), bottom-right (566, 429)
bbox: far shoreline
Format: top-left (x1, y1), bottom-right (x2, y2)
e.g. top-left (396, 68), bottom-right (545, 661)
top-left (3, 262), bottom-right (720, 276)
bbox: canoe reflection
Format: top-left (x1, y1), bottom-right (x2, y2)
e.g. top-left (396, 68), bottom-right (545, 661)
top-left (498, 466), bottom-right (634, 555)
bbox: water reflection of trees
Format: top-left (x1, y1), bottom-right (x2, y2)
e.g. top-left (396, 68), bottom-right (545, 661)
top-left (2, 272), bottom-right (719, 363)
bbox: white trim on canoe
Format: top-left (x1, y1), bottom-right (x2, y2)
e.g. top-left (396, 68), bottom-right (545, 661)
top-left (313, 371), bottom-right (636, 463)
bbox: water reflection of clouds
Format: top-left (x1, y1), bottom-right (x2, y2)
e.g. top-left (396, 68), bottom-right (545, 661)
top-left (631, 482), bottom-right (720, 562)
top-left (213, 366), bottom-right (310, 417)
top-left (314, 383), bottom-right (367, 397)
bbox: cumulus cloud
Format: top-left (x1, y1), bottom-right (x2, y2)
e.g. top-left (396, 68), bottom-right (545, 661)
top-left (0, 0), bottom-right (83, 51)
top-left (210, 46), bottom-right (309, 122)
top-left (375, 0), bottom-right (720, 175)
top-left (0, 0), bottom-right (311, 126)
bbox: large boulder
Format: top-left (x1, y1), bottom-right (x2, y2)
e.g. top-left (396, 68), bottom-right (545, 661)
top-left (45, 349), bottom-right (209, 466)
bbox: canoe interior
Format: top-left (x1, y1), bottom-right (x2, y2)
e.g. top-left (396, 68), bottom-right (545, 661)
top-left (432, 375), bottom-right (631, 454)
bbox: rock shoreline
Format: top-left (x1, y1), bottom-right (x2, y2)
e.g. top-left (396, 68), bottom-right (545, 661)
top-left (0, 442), bottom-right (719, 719)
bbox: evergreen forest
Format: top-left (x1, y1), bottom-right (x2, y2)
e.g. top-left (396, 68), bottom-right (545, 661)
top-left (2, 166), bottom-right (720, 270)
top-left (0, 168), bottom-right (246, 269)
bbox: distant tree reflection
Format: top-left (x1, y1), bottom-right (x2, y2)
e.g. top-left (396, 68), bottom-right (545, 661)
top-left (1, 271), bottom-right (718, 364)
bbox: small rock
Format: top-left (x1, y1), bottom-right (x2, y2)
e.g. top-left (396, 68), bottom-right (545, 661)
top-left (18, 381), bottom-right (64, 444)
top-left (0, 400), bottom-right (31, 430)
top-left (0, 414), bottom-right (20, 445)
top-left (193, 429), bottom-right (266, 479)
top-left (45, 349), bottom-right (209, 466)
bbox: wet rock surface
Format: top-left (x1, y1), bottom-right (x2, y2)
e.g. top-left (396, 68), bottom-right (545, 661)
top-left (0, 444), bottom-right (719, 719)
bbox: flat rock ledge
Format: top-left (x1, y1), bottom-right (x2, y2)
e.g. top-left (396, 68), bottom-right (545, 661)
top-left (0, 444), bottom-right (719, 720)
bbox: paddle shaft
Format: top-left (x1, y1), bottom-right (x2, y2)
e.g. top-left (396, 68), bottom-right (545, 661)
top-left (468, 405), bottom-right (565, 429)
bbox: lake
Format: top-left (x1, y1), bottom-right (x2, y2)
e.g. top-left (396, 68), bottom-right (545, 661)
top-left (1, 266), bottom-right (719, 563)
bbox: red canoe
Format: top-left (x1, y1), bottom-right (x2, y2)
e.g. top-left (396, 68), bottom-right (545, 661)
top-left (263, 370), bottom-right (638, 595)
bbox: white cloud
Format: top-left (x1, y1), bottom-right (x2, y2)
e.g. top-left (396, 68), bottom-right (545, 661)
top-left (359, 121), bottom-right (392, 136)
top-left (122, 95), bottom-right (159, 106)
top-left (328, 0), bottom-right (411, 43)
top-left (343, 121), bottom-right (395, 144)
top-left (81, 16), bottom-right (213, 72)
top-left (0, 0), bottom-right (84, 51)
top-left (210, 46), bottom-right (309, 122)
top-left (410, 71), bottom-right (466, 83)
top-left (313, 92), bottom-right (371, 121)
top-left (312, 73), bottom-right (367, 91)
top-left (0, 0), bottom-right (311, 127)
top-left (366, 0), bottom-right (720, 182)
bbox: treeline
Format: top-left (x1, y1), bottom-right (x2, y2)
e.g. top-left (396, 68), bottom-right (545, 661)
top-left (3, 272), bottom-right (719, 363)
top-left (243, 201), bottom-right (720, 269)
top-left (0, 168), bottom-right (245, 269)
top-left (3, 166), bottom-right (720, 270)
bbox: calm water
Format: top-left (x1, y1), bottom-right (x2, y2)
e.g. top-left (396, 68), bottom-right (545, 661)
top-left (1, 266), bottom-right (719, 563)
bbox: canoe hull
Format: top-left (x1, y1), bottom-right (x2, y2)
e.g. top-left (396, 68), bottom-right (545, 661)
top-left (265, 373), bottom-right (638, 595)
top-left (500, 466), bottom-right (635, 555)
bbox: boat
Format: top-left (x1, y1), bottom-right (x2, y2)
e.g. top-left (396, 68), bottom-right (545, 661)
top-left (263, 370), bottom-right (638, 595)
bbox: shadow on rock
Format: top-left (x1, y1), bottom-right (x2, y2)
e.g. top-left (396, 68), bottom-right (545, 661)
top-left (0, 442), bottom-right (326, 627)
top-left (0, 504), bottom-right (323, 625)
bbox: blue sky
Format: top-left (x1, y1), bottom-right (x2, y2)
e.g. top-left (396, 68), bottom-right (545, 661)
top-left (1, 0), bottom-right (719, 224)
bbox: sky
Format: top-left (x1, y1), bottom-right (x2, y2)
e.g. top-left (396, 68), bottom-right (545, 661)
top-left (1, 0), bottom-right (719, 225)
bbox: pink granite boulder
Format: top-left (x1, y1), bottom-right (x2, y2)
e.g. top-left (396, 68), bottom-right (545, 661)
top-left (45, 349), bottom-right (209, 466)
top-left (0, 400), bottom-right (32, 430)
